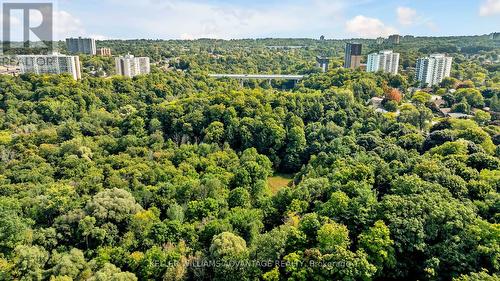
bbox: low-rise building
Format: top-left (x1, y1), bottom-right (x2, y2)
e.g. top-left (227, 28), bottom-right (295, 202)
top-left (0, 65), bottom-right (20, 76)
top-left (97, 48), bottom-right (112, 56)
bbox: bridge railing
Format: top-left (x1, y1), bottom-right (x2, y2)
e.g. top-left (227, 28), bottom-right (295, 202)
top-left (209, 74), bottom-right (305, 80)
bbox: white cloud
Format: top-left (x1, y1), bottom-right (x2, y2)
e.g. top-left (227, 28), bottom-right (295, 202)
top-left (65, 0), bottom-right (356, 39)
top-left (397, 6), bottom-right (417, 25)
top-left (479, 0), bottom-right (500, 16)
top-left (396, 6), bottom-right (437, 32)
top-left (345, 15), bottom-right (398, 38)
top-left (54, 10), bottom-right (107, 40)
top-left (54, 10), bottom-right (86, 39)
top-left (1, 8), bottom-right (105, 41)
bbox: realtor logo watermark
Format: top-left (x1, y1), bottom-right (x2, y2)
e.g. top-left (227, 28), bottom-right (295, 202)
top-left (1, 55), bottom-right (58, 67)
top-left (1, 1), bottom-right (54, 54)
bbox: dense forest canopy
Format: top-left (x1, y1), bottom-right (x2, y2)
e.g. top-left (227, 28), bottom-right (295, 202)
top-left (0, 36), bottom-right (499, 280)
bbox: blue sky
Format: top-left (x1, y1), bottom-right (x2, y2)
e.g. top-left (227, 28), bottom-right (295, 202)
top-left (25, 0), bottom-right (500, 39)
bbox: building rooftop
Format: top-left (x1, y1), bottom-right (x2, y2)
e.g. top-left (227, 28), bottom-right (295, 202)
top-left (380, 50), bottom-right (394, 54)
top-left (447, 113), bottom-right (472, 119)
top-left (429, 54), bottom-right (450, 58)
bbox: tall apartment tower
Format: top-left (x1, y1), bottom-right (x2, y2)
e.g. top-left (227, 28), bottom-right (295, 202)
top-left (66, 37), bottom-right (96, 55)
top-left (17, 53), bottom-right (82, 80)
top-left (344, 42), bottom-right (362, 69)
top-left (316, 56), bottom-right (330, 73)
top-left (366, 50), bottom-right (400, 75)
top-left (388, 34), bottom-right (401, 44)
top-left (415, 54), bottom-right (453, 86)
top-left (115, 54), bottom-right (151, 78)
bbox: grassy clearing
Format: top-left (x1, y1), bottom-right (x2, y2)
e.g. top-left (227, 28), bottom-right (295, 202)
top-left (268, 173), bottom-right (293, 195)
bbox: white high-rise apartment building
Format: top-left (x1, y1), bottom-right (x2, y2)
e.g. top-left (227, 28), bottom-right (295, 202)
top-left (17, 53), bottom-right (82, 80)
top-left (366, 50), bottom-right (400, 75)
top-left (416, 54), bottom-right (453, 86)
top-left (66, 37), bottom-right (97, 55)
top-left (115, 54), bottom-right (151, 78)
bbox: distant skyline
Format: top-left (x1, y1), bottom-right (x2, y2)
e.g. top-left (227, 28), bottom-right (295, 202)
top-left (4, 0), bottom-right (500, 40)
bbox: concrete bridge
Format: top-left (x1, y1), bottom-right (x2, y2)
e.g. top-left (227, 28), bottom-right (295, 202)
top-left (209, 73), bottom-right (305, 86)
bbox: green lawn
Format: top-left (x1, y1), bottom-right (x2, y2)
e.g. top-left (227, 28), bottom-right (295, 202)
top-left (268, 173), bottom-right (293, 195)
